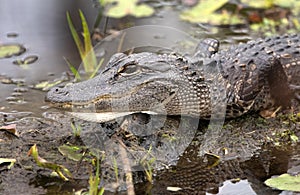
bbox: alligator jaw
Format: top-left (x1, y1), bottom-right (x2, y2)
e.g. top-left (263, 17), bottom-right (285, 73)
top-left (46, 94), bottom-right (112, 109)
top-left (66, 111), bottom-right (158, 123)
top-left (45, 84), bottom-right (157, 113)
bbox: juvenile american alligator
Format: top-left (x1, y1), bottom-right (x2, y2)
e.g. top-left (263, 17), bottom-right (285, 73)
top-left (45, 34), bottom-right (300, 119)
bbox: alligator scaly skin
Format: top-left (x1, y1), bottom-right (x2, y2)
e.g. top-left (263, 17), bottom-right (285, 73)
top-left (45, 34), bottom-right (300, 119)
top-left (208, 33), bottom-right (300, 116)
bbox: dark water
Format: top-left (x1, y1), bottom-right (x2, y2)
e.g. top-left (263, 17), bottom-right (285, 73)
top-left (0, 0), bottom-right (98, 115)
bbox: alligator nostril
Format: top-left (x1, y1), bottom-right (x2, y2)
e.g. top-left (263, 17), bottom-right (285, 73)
top-left (51, 87), bottom-right (70, 96)
top-left (45, 86), bottom-right (69, 102)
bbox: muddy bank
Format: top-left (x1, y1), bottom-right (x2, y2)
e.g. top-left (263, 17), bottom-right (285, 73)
top-left (0, 108), bottom-right (299, 194)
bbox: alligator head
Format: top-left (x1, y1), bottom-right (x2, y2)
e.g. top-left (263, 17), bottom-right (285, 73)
top-left (45, 52), bottom-right (214, 117)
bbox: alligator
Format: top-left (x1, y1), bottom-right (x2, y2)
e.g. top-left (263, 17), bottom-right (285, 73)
top-left (43, 34), bottom-right (300, 194)
top-left (45, 34), bottom-right (300, 119)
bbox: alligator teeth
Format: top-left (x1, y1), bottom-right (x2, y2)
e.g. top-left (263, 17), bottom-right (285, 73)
top-left (66, 111), bottom-right (158, 123)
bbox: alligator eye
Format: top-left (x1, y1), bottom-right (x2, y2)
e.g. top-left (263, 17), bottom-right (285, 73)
top-left (118, 64), bottom-right (138, 76)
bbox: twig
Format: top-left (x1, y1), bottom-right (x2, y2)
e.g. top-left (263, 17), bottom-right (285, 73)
top-left (118, 140), bottom-right (135, 195)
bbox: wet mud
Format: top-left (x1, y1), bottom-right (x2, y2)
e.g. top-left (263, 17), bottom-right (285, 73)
top-left (0, 107), bottom-right (299, 194)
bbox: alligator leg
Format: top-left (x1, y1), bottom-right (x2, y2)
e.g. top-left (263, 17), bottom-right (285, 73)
top-left (193, 38), bottom-right (219, 59)
top-left (289, 84), bottom-right (300, 101)
top-left (238, 57), bottom-right (293, 110)
top-left (266, 57), bottom-right (294, 107)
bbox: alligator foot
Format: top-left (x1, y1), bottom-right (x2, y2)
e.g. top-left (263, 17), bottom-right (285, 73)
top-left (266, 58), bottom-right (293, 107)
top-left (290, 84), bottom-right (300, 101)
top-left (193, 38), bottom-right (219, 59)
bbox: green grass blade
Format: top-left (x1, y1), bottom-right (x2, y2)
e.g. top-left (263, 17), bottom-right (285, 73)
top-left (67, 12), bottom-right (85, 61)
top-left (79, 10), bottom-right (97, 72)
top-left (64, 57), bottom-right (81, 80)
top-left (89, 58), bottom-right (104, 79)
top-left (79, 10), bottom-right (93, 54)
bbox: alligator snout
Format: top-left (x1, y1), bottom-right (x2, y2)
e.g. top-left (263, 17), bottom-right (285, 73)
top-left (45, 87), bottom-right (70, 103)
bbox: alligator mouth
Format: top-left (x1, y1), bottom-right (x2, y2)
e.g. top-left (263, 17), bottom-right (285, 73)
top-left (48, 95), bottom-right (113, 111)
top-left (49, 94), bottom-right (110, 107)
top-left (48, 81), bottom-right (154, 110)
top-left (48, 101), bottom-right (90, 110)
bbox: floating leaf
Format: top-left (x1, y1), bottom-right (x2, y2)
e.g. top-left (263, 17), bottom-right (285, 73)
top-left (180, 0), bottom-right (243, 24)
top-left (34, 80), bottom-right (63, 91)
top-left (184, 0), bottom-right (228, 16)
top-left (241, 0), bottom-right (274, 8)
top-left (0, 44), bottom-right (26, 58)
top-left (265, 173), bottom-right (300, 192)
top-left (13, 55), bottom-right (38, 65)
top-left (28, 144), bottom-right (72, 181)
top-left (132, 4), bottom-right (154, 17)
top-left (105, 0), bottom-right (154, 18)
top-left (242, 0), bottom-right (300, 9)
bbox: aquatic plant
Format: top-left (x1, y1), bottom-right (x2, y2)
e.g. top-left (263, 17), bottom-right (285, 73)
top-left (88, 157), bottom-right (105, 195)
top-left (67, 10), bottom-right (103, 80)
top-left (70, 121), bottom-right (82, 138)
top-left (99, 0), bottom-right (154, 18)
top-left (180, 0), bottom-right (300, 33)
top-left (28, 144), bottom-right (72, 181)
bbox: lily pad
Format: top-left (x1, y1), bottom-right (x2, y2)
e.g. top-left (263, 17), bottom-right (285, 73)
top-left (34, 80), bottom-right (63, 91)
top-left (180, 0), bottom-right (243, 24)
top-left (241, 0), bottom-right (300, 9)
top-left (13, 55), bottom-right (38, 65)
top-left (104, 0), bottom-right (154, 18)
top-left (0, 44), bottom-right (26, 58)
top-left (241, 0), bottom-right (274, 8)
top-left (264, 173), bottom-right (300, 192)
